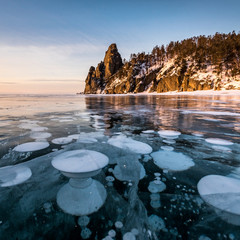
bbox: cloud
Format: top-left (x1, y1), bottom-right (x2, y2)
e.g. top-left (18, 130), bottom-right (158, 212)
top-left (0, 82), bottom-right (17, 84)
top-left (0, 43), bottom-right (105, 83)
top-left (28, 79), bottom-right (81, 82)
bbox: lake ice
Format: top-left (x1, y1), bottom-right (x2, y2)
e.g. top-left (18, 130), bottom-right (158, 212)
top-left (0, 93), bottom-right (240, 239)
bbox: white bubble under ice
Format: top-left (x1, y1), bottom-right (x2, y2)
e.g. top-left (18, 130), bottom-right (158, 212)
top-left (151, 150), bottom-right (195, 171)
top-left (78, 216), bottom-right (90, 227)
top-left (148, 180), bottom-right (166, 193)
top-left (52, 150), bottom-right (109, 173)
top-left (13, 142), bottom-right (49, 152)
top-left (158, 130), bottom-right (181, 139)
top-left (108, 135), bottom-right (152, 154)
top-left (52, 137), bottom-right (73, 145)
top-left (81, 227), bottom-right (92, 239)
top-left (0, 165), bottom-right (32, 187)
top-left (108, 229), bottom-right (116, 237)
top-left (113, 163), bottom-right (146, 181)
top-left (123, 232), bottom-right (136, 240)
top-left (205, 138), bottom-right (233, 146)
top-left (115, 221), bottom-right (123, 229)
top-left (30, 132), bottom-right (52, 140)
top-left (197, 175), bottom-right (240, 215)
top-left (148, 214), bottom-right (165, 231)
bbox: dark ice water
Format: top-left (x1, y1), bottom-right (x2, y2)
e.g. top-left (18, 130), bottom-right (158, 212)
top-left (1, 93), bottom-right (240, 240)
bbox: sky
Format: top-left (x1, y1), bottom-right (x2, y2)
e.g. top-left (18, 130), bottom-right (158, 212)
top-left (0, 0), bottom-right (239, 94)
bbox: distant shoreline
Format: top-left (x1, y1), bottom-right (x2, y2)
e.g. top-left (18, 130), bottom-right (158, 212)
top-left (1, 89), bottom-right (240, 97)
top-left (82, 89), bottom-right (240, 96)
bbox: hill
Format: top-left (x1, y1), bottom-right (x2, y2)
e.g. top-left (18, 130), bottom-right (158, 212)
top-left (84, 32), bottom-right (240, 94)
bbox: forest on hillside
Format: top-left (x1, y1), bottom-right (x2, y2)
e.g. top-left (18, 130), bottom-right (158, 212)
top-left (127, 31), bottom-right (240, 77)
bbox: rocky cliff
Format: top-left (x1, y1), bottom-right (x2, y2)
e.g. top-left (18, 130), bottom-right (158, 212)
top-left (84, 43), bottom-right (123, 94)
top-left (84, 32), bottom-right (240, 94)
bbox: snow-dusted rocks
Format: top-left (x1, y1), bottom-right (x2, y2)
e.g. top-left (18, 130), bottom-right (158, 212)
top-left (197, 175), bottom-right (240, 214)
top-left (107, 135), bottom-right (152, 154)
top-left (151, 150), bottom-right (195, 171)
top-left (0, 165), bottom-right (32, 187)
top-left (13, 142), bottom-right (49, 152)
top-left (205, 138), bottom-right (234, 146)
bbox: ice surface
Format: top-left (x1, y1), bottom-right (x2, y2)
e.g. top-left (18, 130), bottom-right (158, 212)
top-left (212, 145), bottom-right (232, 152)
top-left (197, 175), bottom-right (240, 215)
top-left (52, 137), bottom-right (73, 145)
top-left (151, 150), bottom-right (195, 171)
top-left (77, 137), bottom-right (98, 143)
top-left (52, 150), bottom-right (109, 173)
top-left (0, 165), bottom-right (32, 187)
top-left (158, 130), bottom-right (181, 139)
top-left (67, 134), bottom-right (81, 140)
top-left (108, 135), bottom-right (152, 154)
top-left (13, 142), bottom-right (49, 152)
top-left (205, 138), bottom-right (234, 146)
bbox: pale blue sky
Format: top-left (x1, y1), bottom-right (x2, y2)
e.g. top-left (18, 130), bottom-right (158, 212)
top-left (0, 0), bottom-right (239, 93)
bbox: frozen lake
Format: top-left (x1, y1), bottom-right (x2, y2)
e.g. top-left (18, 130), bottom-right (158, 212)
top-left (1, 93), bottom-right (240, 240)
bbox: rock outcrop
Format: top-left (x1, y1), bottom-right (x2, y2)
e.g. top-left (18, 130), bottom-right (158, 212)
top-left (84, 44), bottom-right (123, 94)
